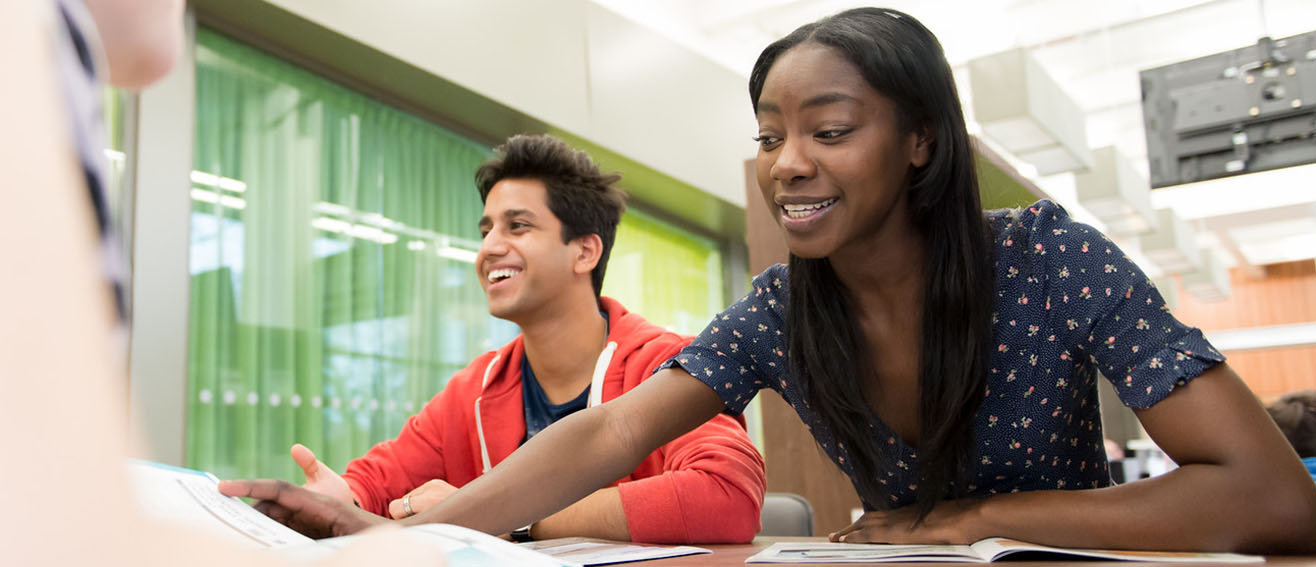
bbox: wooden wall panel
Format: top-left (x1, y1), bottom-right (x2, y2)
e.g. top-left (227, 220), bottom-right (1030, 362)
top-left (1172, 262), bottom-right (1316, 330)
top-left (1211, 346), bottom-right (1316, 401)
top-left (1168, 261), bottom-right (1316, 402)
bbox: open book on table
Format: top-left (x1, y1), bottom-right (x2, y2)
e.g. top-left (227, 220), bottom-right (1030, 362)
top-left (127, 460), bottom-right (579, 566)
top-left (521, 536), bottom-right (711, 565)
top-left (747, 538), bottom-right (1265, 564)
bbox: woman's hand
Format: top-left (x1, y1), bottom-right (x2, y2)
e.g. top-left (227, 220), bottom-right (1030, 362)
top-left (388, 479), bottom-right (460, 519)
top-left (830, 498), bottom-right (983, 544)
top-left (218, 479), bottom-right (388, 539)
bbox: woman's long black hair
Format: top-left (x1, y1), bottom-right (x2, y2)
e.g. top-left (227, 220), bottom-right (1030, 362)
top-left (748, 7), bottom-right (994, 522)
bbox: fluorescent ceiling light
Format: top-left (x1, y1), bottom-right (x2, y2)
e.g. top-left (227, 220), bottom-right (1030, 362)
top-left (219, 195), bottom-right (246, 210)
top-left (191, 170), bottom-right (248, 194)
top-left (437, 246), bottom-right (478, 264)
top-left (190, 188), bottom-right (218, 204)
top-left (311, 216), bottom-right (351, 234)
top-left (190, 188), bottom-right (245, 210)
top-left (217, 177), bottom-right (247, 193)
top-left (1208, 321), bottom-right (1316, 351)
top-left (313, 202), bottom-right (353, 216)
top-left (190, 171), bottom-right (220, 187)
top-left (346, 224), bottom-right (398, 244)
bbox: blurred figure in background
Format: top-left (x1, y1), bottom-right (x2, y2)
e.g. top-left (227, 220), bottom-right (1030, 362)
top-left (1267, 390), bottom-right (1316, 482)
top-left (1103, 439), bottom-right (1126, 484)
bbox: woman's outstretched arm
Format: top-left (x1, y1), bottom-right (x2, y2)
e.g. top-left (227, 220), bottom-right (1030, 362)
top-left (221, 368), bottom-right (729, 538)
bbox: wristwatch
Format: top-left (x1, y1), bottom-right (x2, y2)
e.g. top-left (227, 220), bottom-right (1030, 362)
top-left (510, 523), bottom-right (534, 543)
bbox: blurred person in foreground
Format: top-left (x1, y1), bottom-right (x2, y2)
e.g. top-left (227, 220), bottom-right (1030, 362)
top-left (1, 1), bottom-right (442, 565)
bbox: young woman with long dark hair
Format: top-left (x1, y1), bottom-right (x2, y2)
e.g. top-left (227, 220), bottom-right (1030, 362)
top-left (223, 7), bottom-right (1316, 553)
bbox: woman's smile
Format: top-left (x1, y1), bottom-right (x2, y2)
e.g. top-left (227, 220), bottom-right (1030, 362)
top-left (778, 196), bottom-right (838, 231)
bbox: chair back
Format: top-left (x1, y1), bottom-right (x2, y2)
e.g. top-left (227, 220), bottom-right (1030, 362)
top-left (758, 492), bottom-right (814, 537)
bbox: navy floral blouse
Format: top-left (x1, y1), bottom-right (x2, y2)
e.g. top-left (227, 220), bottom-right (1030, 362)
top-left (660, 200), bottom-right (1225, 510)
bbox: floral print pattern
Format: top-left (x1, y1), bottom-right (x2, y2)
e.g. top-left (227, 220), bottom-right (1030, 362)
top-left (659, 200), bottom-right (1224, 510)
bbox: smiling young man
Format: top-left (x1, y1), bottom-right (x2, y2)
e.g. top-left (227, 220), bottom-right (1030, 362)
top-left (288, 134), bottom-right (765, 544)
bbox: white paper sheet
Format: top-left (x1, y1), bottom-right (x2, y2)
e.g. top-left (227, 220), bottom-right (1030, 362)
top-left (126, 460), bottom-right (314, 548)
top-left (522, 537), bottom-right (711, 566)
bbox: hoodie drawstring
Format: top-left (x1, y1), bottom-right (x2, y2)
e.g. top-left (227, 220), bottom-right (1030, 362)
top-left (474, 342), bottom-right (618, 475)
top-left (473, 353), bottom-right (501, 474)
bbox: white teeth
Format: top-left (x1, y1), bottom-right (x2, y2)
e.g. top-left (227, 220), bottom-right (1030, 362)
top-left (487, 268), bottom-right (521, 283)
top-left (782, 198), bottom-right (837, 218)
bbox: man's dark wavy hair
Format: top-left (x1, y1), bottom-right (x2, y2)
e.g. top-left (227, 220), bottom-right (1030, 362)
top-left (475, 134), bottom-right (625, 297)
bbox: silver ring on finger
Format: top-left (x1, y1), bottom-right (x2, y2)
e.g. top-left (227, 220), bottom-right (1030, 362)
top-left (403, 493), bottom-right (414, 516)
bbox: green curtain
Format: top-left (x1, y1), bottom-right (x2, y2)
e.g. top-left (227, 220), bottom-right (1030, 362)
top-left (188, 28), bottom-right (508, 481)
top-left (187, 28), bottom-right (728, 482)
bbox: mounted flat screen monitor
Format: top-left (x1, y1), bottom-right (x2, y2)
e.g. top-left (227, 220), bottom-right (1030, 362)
top-left (1141, 30), bottom-right (1316, 188)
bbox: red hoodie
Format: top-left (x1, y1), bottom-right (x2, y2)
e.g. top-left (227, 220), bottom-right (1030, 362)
top-left (342, 297), bottom-right (766, 543)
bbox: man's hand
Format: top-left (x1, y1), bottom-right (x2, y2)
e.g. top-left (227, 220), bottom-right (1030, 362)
top-left (388, 479), bottom-right (459, 519)
top-left (291, 444), bottom-right (356, 505)
top-left (217, 479), bottom-right (388, 539)
top-left (829, 499), bottom-right (983, 544)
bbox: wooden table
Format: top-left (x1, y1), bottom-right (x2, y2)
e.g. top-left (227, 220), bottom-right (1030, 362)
top-left (635, 538), bottom-right (1316, 567)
